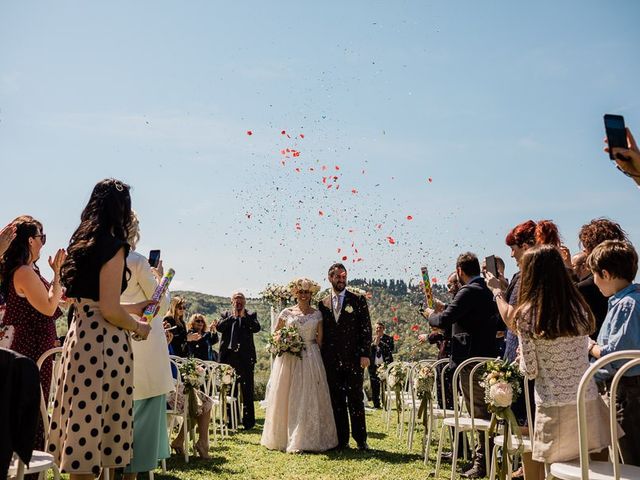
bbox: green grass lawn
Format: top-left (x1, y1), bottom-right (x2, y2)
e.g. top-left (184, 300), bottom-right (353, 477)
top-left (155, 404), bottom-right (483, 480)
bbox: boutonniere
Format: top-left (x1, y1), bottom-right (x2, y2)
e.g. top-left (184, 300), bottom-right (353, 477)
top-left (344, 305), bottom-right (354, 314)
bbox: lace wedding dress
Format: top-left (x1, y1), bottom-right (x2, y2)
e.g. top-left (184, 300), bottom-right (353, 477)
top-left (260, 308), bottom-right (338, 452)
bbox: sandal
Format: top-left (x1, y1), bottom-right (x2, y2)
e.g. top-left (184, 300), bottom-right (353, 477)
top-left (171, 442), bottom-right (185, 455)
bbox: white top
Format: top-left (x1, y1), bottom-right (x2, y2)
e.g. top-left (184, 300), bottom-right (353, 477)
top-left (517, 309), bottom-right (598, 407)
top-left (121, 250), bottom-right (174, 400)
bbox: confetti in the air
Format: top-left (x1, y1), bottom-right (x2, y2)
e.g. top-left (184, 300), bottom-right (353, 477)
top-left (246, 130), bottom-right (253, 135)
top-left (387, 236), bottom-right (396, 245)
top-left (406, 215), bottom-right (413, 220)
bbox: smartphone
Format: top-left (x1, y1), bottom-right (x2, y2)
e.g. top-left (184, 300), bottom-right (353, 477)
top-left (148, 249), bottom-right (161, 268)
top-left (604, 114), bottom-right (627, 160)
top-left (485, 255), bottom-right (499, 278)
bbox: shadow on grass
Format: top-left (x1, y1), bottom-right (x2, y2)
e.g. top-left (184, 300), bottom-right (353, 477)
top-left (320, 448), bottom-right (423, 465)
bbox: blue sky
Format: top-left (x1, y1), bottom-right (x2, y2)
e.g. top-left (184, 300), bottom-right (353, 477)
top-left (1, 1), bottom-right (639, 296)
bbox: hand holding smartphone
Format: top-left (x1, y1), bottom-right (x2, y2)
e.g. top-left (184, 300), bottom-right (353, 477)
top-left (148, 249), bottom-right (161, 268)
top-left (485, 255), bottom-right (499, 278)
top-left (604, 114), bottom-right (627, 160)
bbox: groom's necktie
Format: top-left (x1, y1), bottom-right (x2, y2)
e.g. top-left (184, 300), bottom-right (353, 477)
top-left (333, 295), bottom-right (342, 319)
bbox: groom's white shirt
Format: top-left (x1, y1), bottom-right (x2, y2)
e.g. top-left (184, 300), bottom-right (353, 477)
top-left (332, 288), bottom-right (346, 322)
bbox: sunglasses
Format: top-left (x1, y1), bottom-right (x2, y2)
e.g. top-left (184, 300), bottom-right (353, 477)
top-left (34, 234), bottom-right (47, 245)
top-left (298, 290), bottom-right (311, 294)
top-left (194, 320), bottom-right (204, 324)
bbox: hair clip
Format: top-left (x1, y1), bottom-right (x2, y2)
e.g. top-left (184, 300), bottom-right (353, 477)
top-left (113, 180), bottom-right (124, 192)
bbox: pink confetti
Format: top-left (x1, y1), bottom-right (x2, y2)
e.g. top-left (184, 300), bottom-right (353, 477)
top-left (387, 236), bottom-right (396, 245)
top-left (295, 223), bottom-right (301, 231)
top-left (335, 165), bottom-right (340, 171)
top-left (322, 165), bottom-right (327, 171)
top-left (428, 177), bottom-right (433, 183)
top-left (295, 167), bottom-right (301, 173)
top-left (319, 210), bottom-right (324, 216)
top-left (351, 189), bottom-right (358, 194)
top-left (299, 133), bottom-right (305, 138)
top-left (406, 215), bottom-right (413, 220)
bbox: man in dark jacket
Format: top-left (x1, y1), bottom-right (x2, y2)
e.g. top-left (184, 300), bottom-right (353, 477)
top-left (319, 263), bottom-right (372, 450)
top-left (214, 291), bottom-right (261, 430)
top-left (368, 322), bottom-right (394, 409)
top-left (426, 252), bottom-right (498, 479)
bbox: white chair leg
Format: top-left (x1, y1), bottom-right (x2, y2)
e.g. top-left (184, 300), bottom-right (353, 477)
top-left (489, 443), bottom-right (498, 480)
top-left (161, 459), bottom-right (166, 473)
top-left (434, 421), bottom-right (446, 478)
top-left (424, 415), bottom-right (434, 465)
top-left (485, 432), bottom-right (491, 475)
top-left (148, 470), bottom-right (154, 480)
top-left (103, 468), bottom-right (110, 480)
top-left (183, 417), bottom-right (190, 463)
top-left (450, 427), bottom-right (460, 480)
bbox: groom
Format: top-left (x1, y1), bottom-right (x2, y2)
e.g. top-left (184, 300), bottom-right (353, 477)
top-left (319, 263), bottom-right (372, 450)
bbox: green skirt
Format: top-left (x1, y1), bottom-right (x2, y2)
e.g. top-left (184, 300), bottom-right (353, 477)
top-left (124, 395), bottom-right (170, 473)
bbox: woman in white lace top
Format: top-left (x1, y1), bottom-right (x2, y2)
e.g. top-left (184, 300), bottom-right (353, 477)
top-left (515, 245), bottom-right (612, 479)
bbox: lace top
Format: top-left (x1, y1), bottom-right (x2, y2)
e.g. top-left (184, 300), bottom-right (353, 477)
top-left (517, 310), bottom-right (597, 407)
top-left (278, 308), bottom-right (321, 345)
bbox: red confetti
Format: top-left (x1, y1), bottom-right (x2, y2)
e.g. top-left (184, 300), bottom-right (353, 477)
top-left (411, 324), bottom-right (420, 332)
top-left (299, 133), bottom-right (305, 138)
top-left (342, 256), bottom-right (348, 261)
top-left (319, 210), bottom-right (324, 216)
top-left (295, 167), bottom-right (301, 173)
top-left (281, 130), bottom-right (286, 135)
top-left (335, 165), bottom-right (340, 170)
top-left (337, 248), bottom-right (342, 253)
top-left (292, 151), bottom-right (300, 157)
top-left (406, 215), bottom-right (413, 220)
top-left (280, 149), bottom-right (286, 155)
top-left (387, 236), bottom-right (396, 245)
top-left (322, 177), bottom-right (327, 184)
top-left (246, 130), bottom-right (253, 135)
top-left (351, 189), bottom-right (358, 194)
top-left (295, 223), bottom-right (301, 231)
top-left (376, 224), bottom-right (382, 229)
top-left (327, 184), bottom-right (333, 189)
top-left (335, 185), bottom-right (340, 190)
top-left (428, 177), bottom-right (433, 183)
top-left (393, 334), bottom-right (400, 341)
top-left (246, 213), bottom-right (252, 219)
top-left (392, 316), bottom-right (399, 323)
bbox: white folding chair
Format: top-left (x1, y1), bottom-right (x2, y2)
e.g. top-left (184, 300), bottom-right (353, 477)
top-left (407, 358), bottom-right (438, 451)
top-left (549, 350), bottom-right (640, 480)
top-left (434, 357), bottom-right (495, 480)
top-left (384, 361), bottom-right (413, 438)
top-left (489, 375), bottom-right (533, 480)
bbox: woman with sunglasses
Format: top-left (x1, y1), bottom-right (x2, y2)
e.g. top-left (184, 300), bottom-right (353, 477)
top-left (0, 215), bottom-right (66, 448)
top-left (186, 313), bottom-right (219, 361)
top-left (163, 296), bottom-right (194, 357)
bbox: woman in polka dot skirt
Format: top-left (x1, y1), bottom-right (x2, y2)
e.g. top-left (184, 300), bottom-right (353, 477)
top-left (47, 179), bottom-right (154, 479)
top-left (0, 215), bottom-right (65, 448)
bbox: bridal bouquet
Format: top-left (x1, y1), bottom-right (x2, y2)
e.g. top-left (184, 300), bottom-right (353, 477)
top-left (178, 358), bottom-right (206, 423)
top-left (266, 325), bottom-right (305, 358)
top-left (259, 283), bottom-right (292, 306)
top-left (481, 359), bottom-right (524, 480)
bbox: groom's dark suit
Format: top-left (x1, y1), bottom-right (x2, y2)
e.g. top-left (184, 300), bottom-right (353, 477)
top-left (319, 289), bottom-right (372, 448)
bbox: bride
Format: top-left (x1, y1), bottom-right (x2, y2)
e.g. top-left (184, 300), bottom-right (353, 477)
top-left (261, 278), bottom-right (338, 453)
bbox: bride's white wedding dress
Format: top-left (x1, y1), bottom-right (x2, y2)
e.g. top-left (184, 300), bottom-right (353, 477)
top-left (260, 308), bottom-right (338, 452)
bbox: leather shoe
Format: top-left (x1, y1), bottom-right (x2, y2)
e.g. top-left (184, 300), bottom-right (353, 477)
top-left (357, 442), bottom-right (370, 451)
top-left (439, 451), bottom-right (453, 463)
top-left (461, 465), bottom-right (486, 479)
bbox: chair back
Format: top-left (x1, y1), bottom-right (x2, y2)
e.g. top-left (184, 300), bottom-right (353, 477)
top-left (36, 347), bottom-right (63, 444)
top-left (576, 350), bottom-right (640, 480)
top-left (451, 357), bottom-right (494, 425)
top-left (167, 357), bottom-right (186, 415)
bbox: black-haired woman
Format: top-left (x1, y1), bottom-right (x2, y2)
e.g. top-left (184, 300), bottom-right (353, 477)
top-left (47, 179), bottom-right (153, 480)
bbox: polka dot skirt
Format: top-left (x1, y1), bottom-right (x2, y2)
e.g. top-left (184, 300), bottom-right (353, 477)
top-left (47, 299), bottom-right (134, 474)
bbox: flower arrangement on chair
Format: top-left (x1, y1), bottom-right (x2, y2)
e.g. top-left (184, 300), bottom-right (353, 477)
top-left (481, 359), bottom-right (524, 480)
top-left (414, 364), bottom-right (435, 438)
top-left (178, 358), bottom-right (206, 424)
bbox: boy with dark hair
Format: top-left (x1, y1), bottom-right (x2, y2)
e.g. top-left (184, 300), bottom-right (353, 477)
top-left (587, 240), bottom-right (640, 466)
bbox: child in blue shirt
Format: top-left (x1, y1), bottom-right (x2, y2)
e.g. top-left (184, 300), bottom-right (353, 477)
top-left (587, 239), bottom-right (640, 466)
